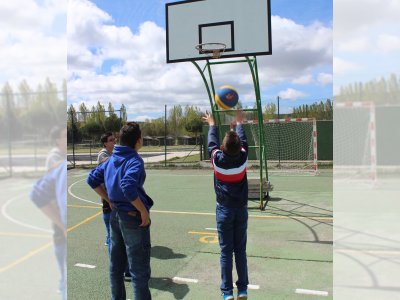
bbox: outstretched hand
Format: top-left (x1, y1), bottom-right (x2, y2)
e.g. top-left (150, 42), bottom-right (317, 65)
top-left (202, 111), bottom-right (215, 126)
top-left (236, 110), bottom-right (244, 125)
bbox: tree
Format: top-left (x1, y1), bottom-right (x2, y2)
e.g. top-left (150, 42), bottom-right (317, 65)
top-left (67, 104), bottom-right (80, 143)
top-left (168, 105), bottom-right (183, 142)
top-left (263, 103), bottom-right (276, 120)
top-left (108, 102), bottom-right (117, 117)
top-left (18, 79), bottom-right (33, 108)
top-left (81, 121), bottom-right (104, 141)
top-left (78, 103), bottom-right (89, 122)
top-left (183, 105), bottom-right (203, 136)
top-left (1, 82), bottom-right (20, 139)
top-left (95, 101), bottom-right (106, 124)
top-left (104, 114), bottom-right (121, 133)
top-left (120, 104), bottom-right (127, 123)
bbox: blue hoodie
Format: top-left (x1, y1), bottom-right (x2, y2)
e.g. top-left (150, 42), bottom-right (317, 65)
top-left (87, 145), bottom-right (153, 212)
top-left (30, 162), bottom-right (67, 225)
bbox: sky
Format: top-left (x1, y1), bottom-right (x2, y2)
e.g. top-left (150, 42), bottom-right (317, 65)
top-left (66, 0), bottom-right (333, 120)
top-left (1, 1), bottom-right (399, 121)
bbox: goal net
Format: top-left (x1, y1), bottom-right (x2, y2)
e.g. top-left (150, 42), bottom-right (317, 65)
top-left (248, 118), bottom-right (318, 175)
top-left (333, 101), bottom-right (376, 181)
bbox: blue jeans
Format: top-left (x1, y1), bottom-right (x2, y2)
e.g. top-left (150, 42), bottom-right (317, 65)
top-left (109, 210), bottom-right (151, 300)
top-left (216, 204), bottom-right (249, 294)
top-left (105, 211), bottom-right (130, 275)
top-left (53, 224), bottom-right (67, 300)
top-left (103, 211), bottom-right (111, 246)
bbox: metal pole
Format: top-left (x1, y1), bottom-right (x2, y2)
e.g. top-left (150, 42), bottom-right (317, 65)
top-left (5, 94), bottom-right (12, 177)
top-left (199, 135), bottom-right (203, 161)
top-left (34, 134), bottom-right (38, 172)
top-left (164, 104), bottom-right (167, 167)
top-left (90, 140), bottom-right (92, 165)
top-left (277, 96), bottom-right (281, 167)
top-left (71, 111), bottom-right (76, 168)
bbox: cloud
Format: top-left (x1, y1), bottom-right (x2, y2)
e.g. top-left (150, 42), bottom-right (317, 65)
top-left (334, 57), bottom-right (360, 75)
top-left (337, 37), bottom-right (370, 52)
top-left (377, 33), bottom-right (400, 53)
top-left (292, 74), bottom-right (313, 84)
top-left (67, 1), bottom-right (332, 115)
top-left (334, 0), bottom-right (400, 39)
top-left (0, 0), bottom-right (66, 89)
top-left (278, 88), bottom-right (307, 100)
top-left (333, 1), bottom-right (400, 93)
top-left (317, 73), bottom-right (333, 85)
top-left (134, 115), bottom-right (156, 122)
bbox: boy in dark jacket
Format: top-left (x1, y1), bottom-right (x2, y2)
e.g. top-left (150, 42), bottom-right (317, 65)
top-left (87, 122), bottom-right (153, 300)
top-left (203, 111), bottom-right (249, 300)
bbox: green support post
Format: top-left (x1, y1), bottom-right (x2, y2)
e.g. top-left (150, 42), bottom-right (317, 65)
top-left (192, 56), bottom-right (270, 210)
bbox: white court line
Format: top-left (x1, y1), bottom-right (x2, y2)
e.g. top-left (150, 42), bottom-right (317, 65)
top-left (205, 228), bottom-right (217, 231)
top-left (234, 283), bottom-right (260, 290)
top-left (295, 289), bottom-right (328, 296)
top-left (74, 263), bottom-right (96, 269)
top-left (1, 195), bottom-right (52, 233)
top-left (172, 277), bottom-right (199, 283)
top-left (68, 178), bottom-right (101, 206)
top-left (171, 277), bottom-right (259, 289)
top-left (68, 177), bottom-right (331, 221)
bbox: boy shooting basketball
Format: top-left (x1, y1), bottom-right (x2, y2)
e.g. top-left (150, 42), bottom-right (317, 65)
top-left (203, 111), bottom-right (249, 300)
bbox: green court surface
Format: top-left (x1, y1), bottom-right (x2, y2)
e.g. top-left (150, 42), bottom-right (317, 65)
top-left (68, 169), bottom-right (332, 299)
top-left (1, 177), bottom-right (60, 299)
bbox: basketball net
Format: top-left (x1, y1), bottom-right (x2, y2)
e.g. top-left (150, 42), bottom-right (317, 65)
top-left (195, 43), bottom-right (226, 59)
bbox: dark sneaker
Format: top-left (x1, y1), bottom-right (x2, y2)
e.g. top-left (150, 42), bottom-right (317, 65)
top-left (238, 290), bottom-right (248, 300)
top-left (222, 293), bottom-right (234, 300)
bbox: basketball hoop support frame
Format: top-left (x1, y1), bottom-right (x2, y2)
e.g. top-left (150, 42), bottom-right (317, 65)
top-left (192, 56), bottom-right (270, 210)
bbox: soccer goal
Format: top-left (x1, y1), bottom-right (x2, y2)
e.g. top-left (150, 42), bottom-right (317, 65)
top-left (333, 101), bottom-right (377, 181)
top-left (248, 118), bottom-right (318, 175)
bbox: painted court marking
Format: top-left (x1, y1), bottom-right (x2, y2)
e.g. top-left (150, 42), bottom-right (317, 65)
top-left (1, 209), bottom-right (102, 273)
top-left (171, 277), bottom-right (260, 289)
top-left (1, 195), bottom-right (53, 233)
top-left (152, 209), bottom-right (332, 221)
top-left (172, 277), bottom-right (199, 284)
top-left (68, 178), bottom-right (102, 206)
top-left (68, 176), bottom-right (332, 221)
top-left (75, 263), bottom-right (96, 269)
top-left (0, 241), bottom-right (53, 273)
top-left (234, 283), bottom-right (260, 290)
top-left (295, 289), bottom-right (328, 296)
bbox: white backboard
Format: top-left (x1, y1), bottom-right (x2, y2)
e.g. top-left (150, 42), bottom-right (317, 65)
top-left (166, 0), bottom-right (272, 63)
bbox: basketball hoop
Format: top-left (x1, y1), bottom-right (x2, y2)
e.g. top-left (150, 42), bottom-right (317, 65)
top-left (195, 43), bottom-right (226, 59)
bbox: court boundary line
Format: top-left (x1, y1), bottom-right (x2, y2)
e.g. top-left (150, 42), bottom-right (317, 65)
top-left (68, 172), bottom-right (333, 222)
top-left (67, 203), bottom-right (333, 221)
top-left (0, 232), bottom-right (52, 238)
top-left (1, 194), bottom-right (53, 233)
top-left (68, 178), bottom-right (101, 206)
top-left (0, 210), bottom-right (102, 273)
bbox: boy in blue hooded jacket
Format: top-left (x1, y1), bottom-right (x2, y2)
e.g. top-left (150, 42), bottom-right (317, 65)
top-left (87, 122), bottom-right (153, 300)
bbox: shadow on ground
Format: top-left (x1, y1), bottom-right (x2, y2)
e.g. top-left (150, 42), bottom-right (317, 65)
top-left (152, 246), bottom-right (186, 260)
top-left (150, 277), bottom-right (189, 299)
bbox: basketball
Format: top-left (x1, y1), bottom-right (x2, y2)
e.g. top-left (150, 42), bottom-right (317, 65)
top-left (215, 85), bottom-right (239, 109)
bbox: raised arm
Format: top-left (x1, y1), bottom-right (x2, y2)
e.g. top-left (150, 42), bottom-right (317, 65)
top-left (202, 111), bottom-right (220, 155)
top-left (235, 110), bottom-right (248, 152)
